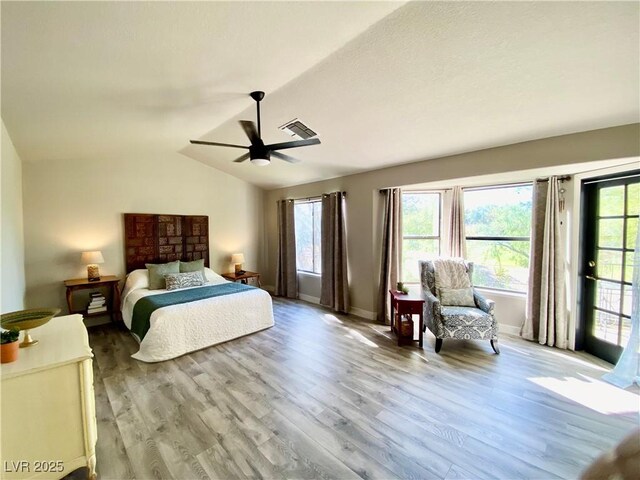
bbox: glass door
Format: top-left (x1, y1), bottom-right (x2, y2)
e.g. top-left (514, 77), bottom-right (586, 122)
top-left (581, 172), bottom-right (639, 364)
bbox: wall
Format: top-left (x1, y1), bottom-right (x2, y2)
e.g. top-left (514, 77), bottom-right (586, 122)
top-left (262, 124), bottom-right (640, 331)
top-left (1, 120), bottom-right (26, 312)
top-left (23, 153), bottom-right (264, 318)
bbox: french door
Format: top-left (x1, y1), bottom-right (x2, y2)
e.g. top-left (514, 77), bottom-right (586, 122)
top-left (581, 172), bottom-right (639, 364)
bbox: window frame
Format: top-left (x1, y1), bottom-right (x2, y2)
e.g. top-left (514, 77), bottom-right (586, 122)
top-left (294, 198), bottom-right (322, 275)
top-left (401, 190), bottom-right (442, 284)
top-left (463, 182), bottom-right (533, 294)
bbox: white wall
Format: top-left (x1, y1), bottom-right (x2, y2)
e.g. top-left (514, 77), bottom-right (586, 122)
top-left (1, 120), bottom-right (26, 313)
top-left (22, 153), bottom-right (264, 317)
top-left (263, 124), bottom-right (640, 333)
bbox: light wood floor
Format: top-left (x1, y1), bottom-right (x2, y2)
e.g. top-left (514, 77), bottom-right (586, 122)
top-left (89, 297), bottom-right (639, 480)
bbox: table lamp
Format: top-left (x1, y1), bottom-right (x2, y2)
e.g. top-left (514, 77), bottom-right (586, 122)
top-left (231, 253), bottom-right (245, 274)
top-left (81, 251), bottom-right (104, 282)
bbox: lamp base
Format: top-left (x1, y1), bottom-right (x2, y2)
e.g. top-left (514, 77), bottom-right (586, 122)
top-left (87, 265), bottom-right (101, 282)
top-left (19, 330), bottom-right (39, 348)
top-left (235, 264), bottom-right (243, 274)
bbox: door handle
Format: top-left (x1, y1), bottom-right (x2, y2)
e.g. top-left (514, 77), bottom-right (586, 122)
top-left (586, 260), bottom-right (597, 280)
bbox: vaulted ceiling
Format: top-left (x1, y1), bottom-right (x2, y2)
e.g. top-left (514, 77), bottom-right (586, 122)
top-left (2, 1), bottom-right (638, 189)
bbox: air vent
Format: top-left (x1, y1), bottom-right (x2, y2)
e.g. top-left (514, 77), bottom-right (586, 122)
top-left (279, 118), bottom-right (318, 140)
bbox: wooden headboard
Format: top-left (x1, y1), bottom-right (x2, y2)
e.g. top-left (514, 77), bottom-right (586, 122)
top-left (124, 213), bottom-right (209, 273)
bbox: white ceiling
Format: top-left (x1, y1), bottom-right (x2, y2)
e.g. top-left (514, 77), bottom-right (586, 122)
top-left (2, 1), bottom-right (639, 190)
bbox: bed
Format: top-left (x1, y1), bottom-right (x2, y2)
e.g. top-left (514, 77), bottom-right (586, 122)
top-left (120, 213), bottom-right (274, 362)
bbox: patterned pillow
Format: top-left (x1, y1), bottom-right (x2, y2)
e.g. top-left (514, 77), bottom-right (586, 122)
top-left (146, 261), bottom-right (180, 290)
top-left (164, 271), bottom-right (205, 291)
top-left (440, 287), bottom-right (475, 307)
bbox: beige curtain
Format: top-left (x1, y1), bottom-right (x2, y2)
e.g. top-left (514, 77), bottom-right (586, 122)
top-left (377, 188), bottom-right (402, 324)
top-left (275, 199), bottom-right (298, 298)
top-left (320, 192), bottom-right (349, 313)
top-left (448, 186), bottom-right (466, 257)
top-left (522, 177), bottom-right (567, 348)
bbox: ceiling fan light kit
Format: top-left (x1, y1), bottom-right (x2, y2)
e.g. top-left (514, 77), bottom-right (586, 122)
top-left (190, 90), bottom-right (321, 166)
top-left (251, 158), bottom-right (270, 167)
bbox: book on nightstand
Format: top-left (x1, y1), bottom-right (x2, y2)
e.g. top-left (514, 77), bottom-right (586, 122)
top-left (87, 306), bottom-right (107, 314)
top-left (87, 292), bottom-right (106, 312)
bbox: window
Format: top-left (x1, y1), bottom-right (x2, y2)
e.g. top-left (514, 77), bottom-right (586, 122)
top-left (295, 200), bottom-right (322, 274)
top-left (464, 184), bottom-right (533, 292)
top-left (402, 192), bottom-right (441, 283)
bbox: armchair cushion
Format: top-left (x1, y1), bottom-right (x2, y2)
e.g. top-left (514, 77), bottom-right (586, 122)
top-left (441, 307), bottom-right (494, 327)
top-left (440, 287), bottom-right (475, 307)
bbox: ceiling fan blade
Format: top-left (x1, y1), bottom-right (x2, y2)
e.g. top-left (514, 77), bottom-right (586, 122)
top-left (266, 137), bottom-right (321, 151)
top-left (190, 140), bottom-right (249, 149)
top-left (239, 120), bottom-right (260, 144)
top-left (233, 152), bottom-right (251, 163)
top-left (272, 151), bottom-right (301, 164)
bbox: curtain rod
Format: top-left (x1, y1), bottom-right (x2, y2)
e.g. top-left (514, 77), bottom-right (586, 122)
top-left (289, 191), bottom-right (347, 202)
top-left (535, 175), bottom-right (572, 183)
top-left (381, 175), bottom-right (571, 193)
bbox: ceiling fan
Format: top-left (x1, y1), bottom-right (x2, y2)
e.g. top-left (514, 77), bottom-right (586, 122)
top-left (190, 91), bottom-right (321, 166)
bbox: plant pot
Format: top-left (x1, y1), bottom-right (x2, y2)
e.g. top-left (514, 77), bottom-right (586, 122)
top-left (1, 340), bottom-right (19, 363)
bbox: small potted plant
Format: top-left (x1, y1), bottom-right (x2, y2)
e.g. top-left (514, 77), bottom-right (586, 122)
top-left (1, 329), bottom-right (20, 363)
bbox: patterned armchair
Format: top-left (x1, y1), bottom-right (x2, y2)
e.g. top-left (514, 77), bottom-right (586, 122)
top-left (419, 260), bottom-right (499, 354)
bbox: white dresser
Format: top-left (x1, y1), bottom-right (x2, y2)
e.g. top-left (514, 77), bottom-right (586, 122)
top-left (1, 315), bottom-right (97, 479)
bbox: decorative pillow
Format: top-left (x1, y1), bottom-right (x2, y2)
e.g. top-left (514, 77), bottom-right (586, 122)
top-left (164, 271), bottom-right (205, 291)
top-left (180, 259), bottom-right (205, 279)
top-left (439, 287), bottom-right (475, 307)
top-left (146, 261), bottom-right (180, 290)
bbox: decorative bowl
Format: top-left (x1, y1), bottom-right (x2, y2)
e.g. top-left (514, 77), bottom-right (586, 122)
top-left (1, 307), bottom-right (61, 347)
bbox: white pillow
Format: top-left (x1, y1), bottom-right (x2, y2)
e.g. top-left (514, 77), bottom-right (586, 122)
top-left (121, 269), bottom-right (150, 308)
top-left (204, 267), bottom-right (228, 285)
top-left (124, 269), bottom-right (149, 291)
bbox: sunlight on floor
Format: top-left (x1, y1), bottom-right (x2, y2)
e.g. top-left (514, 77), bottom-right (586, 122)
top-left (321, 314), bottom-right (344, 325)
top-left (344, 328), bottom-right (378, 348)
top-left (528, 374), bottom-right (640, 415)
top-left (410, 351), bottom-right (430, 363)
top-left (542, 348), bottom-right (610, 373)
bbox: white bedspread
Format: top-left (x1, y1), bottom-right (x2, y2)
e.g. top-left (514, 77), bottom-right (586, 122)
top-left (121, 273), bottom-right (274, 362)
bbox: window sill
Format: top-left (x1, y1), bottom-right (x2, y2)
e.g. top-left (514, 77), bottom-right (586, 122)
top-left (297, 271), bottom-right (321, 278)
top-left (476, 287), bottom-right (527, 298)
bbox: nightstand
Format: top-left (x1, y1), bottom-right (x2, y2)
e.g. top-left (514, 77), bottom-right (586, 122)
top-left (64, 275), bottom-right (121, 322)
top-left (222, 271), bottom-right (261, 288)
top-left (389, 289), bottom-right (424, 348)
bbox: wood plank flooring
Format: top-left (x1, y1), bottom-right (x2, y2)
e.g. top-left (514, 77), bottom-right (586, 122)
top-left (89, 297), bottom-right (640, 479)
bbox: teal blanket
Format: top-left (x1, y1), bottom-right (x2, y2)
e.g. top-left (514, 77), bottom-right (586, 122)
top-left (131, 282), bottom-right (255, 341)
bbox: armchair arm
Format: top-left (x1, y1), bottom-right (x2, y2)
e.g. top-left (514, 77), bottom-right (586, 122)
top-left (474, 289), bottom-right (495, 316)
top-left (422, 289), bottom-right (442, 320)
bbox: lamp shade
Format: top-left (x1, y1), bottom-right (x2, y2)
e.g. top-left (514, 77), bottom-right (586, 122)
top-left (231, 253), bottom-right (245, 264)
top-left (81, 251), bottom-right (104, 265)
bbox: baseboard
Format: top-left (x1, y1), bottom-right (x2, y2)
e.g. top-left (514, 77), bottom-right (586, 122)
top-left (499, 323), bottom-right (521, 336)
top-left (296, 294), bottom-right (376, 320)
top-left (298, 293), bottom-right (320, 305)
top-left (349, 306), bottom-right (377, 321)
